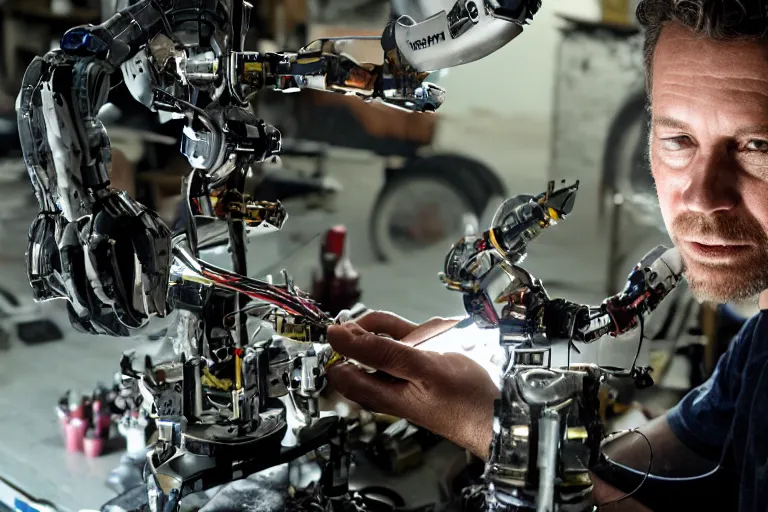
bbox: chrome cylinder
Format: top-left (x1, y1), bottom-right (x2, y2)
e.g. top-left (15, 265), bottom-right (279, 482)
top-left (536, 410), bottom-right (560, 512)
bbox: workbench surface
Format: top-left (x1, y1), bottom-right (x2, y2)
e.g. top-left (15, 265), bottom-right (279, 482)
top-left (0, 297), bottom-right (141, 511)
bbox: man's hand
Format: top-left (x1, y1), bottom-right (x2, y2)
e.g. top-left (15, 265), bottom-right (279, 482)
top-left (344, 310), bottom-right (460, 346)
top-left (326, 312), bottom-right (500, 459)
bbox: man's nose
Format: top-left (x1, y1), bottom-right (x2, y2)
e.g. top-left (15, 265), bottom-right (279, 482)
top-left (681, 150), bottom-right (739, 214)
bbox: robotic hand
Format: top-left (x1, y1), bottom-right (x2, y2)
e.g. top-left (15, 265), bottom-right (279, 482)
top-left (441, 180), bottom-right (683, 350)
top-left (440, 181), bottom-right (684, 512)
top-left (545, 245), bottom-right (684, 346)
top-left (17, 2), bottom-right (175, 336)
top-left (441, 181), bottom-right (578, 287)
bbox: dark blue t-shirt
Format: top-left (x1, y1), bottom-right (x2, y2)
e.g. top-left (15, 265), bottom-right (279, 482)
top-left (668, 310), bottom-right (768, 511)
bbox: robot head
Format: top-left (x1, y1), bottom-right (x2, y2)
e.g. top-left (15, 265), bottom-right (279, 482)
top-left (116, 0), bottom-right (254, 122)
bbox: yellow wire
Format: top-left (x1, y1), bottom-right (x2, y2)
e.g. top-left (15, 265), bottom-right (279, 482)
top-left (243, 62), bottom-right (263, 72)
top-left (488, 228), bottom-right (508, 259)
top-left (235, 352), bottom-right (242, 390)
top-left (181, 275), bottom-right (214, 286)
top-left (202, 368), bottom-right (233, 391)
top-left (325, 352), bottom-right (344, 369)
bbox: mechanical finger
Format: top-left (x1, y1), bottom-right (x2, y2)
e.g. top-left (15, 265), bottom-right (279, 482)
top-left (27, 213), bottom-right (66, 301)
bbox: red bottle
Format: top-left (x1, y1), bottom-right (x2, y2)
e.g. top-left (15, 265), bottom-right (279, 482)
top-left (311, 226), bottom-right (361, 317)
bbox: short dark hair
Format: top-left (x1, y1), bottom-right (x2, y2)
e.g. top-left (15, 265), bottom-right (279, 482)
top-left (636, 0), bottom-right (768, 95)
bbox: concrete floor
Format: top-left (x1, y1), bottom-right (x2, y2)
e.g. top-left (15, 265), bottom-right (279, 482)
top-left (0, 139), bottom-right (683, 511)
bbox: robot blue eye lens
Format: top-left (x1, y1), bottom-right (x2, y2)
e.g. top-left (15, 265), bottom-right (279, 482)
top-left (61, 28), bottom-right (89, 50)
top-left (61, 28), bottom-right (108, 55)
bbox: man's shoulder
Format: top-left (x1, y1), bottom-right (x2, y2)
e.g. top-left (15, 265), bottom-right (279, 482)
top-left (663, 311), bottom-right (767, 459)
top-left (731, 310), bottom-right (768, 359)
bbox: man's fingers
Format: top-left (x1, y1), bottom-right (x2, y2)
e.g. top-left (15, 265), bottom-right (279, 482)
top-left (400, 317), bottom-right (461, 346)
top-left (327, 363), bottom-right (408, 416)
top-left (352, 310), bottom-right (418, 340)
top-left (350, 311), bottom-right (459, 347)
top-left (327, 323), bottom-right (422, 380)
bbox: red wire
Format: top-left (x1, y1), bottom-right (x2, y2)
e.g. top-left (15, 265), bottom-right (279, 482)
top-left (213, 280), bottom-right (303, 316)
top-left (195, 260), bottom-right (325, 320)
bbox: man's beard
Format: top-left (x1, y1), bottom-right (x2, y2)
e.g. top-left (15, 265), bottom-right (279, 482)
top-left (670, 211), bottom-right (768, 303)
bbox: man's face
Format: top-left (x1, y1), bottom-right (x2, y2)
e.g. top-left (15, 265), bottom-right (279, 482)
top-left (651, 23), bottom-right (768, 303)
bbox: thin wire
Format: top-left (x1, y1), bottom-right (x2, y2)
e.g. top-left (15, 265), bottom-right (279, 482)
top-left (603, 384), bottom-right (729, 482)
top-left (567, 309), bottom-right (577, 368)
top-left (599, 429), bottom-right (654, 506)
top-left (200, 269), bottom-right (324, 320)
top-left (596, 316), bottom-right (655, 505)
top-left (158, 8), bottom-right (184, 47)
top-left (604, 459), bottom-right (722, 483)
top-left (595, 313), bottom-right (644, 375)
top-left (222, 302), bottom-right (276, 325)
top-left (630, 314), bottom-right (645, 373)
top-left (200, 262), bottom-right (310, 303)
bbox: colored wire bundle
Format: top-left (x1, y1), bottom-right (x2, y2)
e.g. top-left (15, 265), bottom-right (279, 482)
top-left (172, 244), bottom-right (328, 323)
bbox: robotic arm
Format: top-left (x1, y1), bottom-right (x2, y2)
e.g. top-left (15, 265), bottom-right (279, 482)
top-left (18, 0), bottom-right (544, 338)
top-left (439, 183), bottom-right (685, 511)
top-left (440, 180), bottom-right (684, 349)
top-left (383, 0), bottom-right (541, 72)
top-left (18, 0), bottom-right (174, 337)
top-left (551, 245), bottom-right (684, 344)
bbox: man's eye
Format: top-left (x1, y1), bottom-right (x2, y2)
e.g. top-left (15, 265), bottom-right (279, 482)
top-left (660, 137), bottom-right (692, 151)
top-left (745, 140), bottom-right (768, 152)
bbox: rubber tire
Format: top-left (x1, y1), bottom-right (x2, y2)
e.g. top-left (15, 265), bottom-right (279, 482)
top-left (602, 91), bottom-right (672, 291)
top-left (601, 90), bottom-right (659, 228)
top-left (370, 155), bottom-right (494, 262)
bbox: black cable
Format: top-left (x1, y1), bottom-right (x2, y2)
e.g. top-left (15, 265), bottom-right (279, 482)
top-left (151, 0), bottom-right (184, 48)
top-left (222, 302), bottom-right (274, 325)
top-left (599, 429), bottom-right (654, 506)
top-left (630, 314), bottom-right (645, 373)
top-left (596, 313), bottom-right (645, 377)
top-left (567, 308), bottom-right (577, 368)
top-left (598, 317), bottom-right (652, 506)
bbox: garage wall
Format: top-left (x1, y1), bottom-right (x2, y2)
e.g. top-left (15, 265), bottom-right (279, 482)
top-left (431, 0), bottom-right (652, 296)
top-left (430, 0), bottom-right (609, 199)
top-left (435, 0), bottom-right (602, 123)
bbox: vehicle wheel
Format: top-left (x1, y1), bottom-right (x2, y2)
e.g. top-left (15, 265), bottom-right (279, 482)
top-left (370, 157), bottom-right (494, 262)
top-left (602, 92), bottom-right (674, 293)
top-left (602, 91), bottom-right (662, 230)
